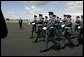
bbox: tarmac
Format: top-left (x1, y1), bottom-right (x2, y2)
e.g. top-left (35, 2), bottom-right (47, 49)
top-left (1, 22), bottom-right (83, 56)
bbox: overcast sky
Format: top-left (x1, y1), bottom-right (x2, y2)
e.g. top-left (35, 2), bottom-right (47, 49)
top-left (1, 1), bottom-right (83, 21)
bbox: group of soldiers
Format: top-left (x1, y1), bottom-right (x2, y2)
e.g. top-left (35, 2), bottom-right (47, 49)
top-left (29, 12), bottom-right (83, 52)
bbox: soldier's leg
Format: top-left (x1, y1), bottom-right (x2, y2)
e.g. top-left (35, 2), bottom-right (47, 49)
top-left (33, 33), bottom-right (39, 42)
top-left (50, 34), bottom-right (61, 49)
top-left (58, 29), bottom-right (66, 48)
top-left (33, 27), bottom-right (40, 42)
top-left (41, 30), bottom-right (49, 52)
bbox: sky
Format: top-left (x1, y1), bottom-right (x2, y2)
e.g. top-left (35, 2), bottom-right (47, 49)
top-left (1, 1), bottom-right (83, 21)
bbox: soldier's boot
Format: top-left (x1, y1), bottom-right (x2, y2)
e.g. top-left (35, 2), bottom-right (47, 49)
top-left (40, 43), bottom-right (48, 52)
top-left (33, 33), bottom-right (39, 43)
top-left (68, 39), bottom-right (75, 48)
top-left (40, 35), bottom-right (49, 52)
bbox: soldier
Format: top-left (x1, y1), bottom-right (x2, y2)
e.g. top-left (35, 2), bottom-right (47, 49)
top-left (55, 16), bottom-right (61, 25)
top-left (41, 12), bottom-right (60, 52)
top-left (64, 15), bottom-right (75, 47)
top-left (33, 14), bottom-right (44, 42)
top-left (53, 15), bottom-right (56, 20)
top-left (80, 15), bottom-right (83, 29)
top-left (62, 14), bottom-right (68, 24)
top-left (30, 15), bottom-right (37, 39)
top-left (78, 15), bottom-right (83, 44)
top-left (61, 15), bottom-right (68, 32)
top-left (44, 16), bottom-right (48, 22)
top-left (43, 16), bottom-right (48, 28)
top-left (42, 16), bottom-right (48, 38)
top-left (19, 18), bottom-right (23, 29)
top-left (74, 16), bottom-right (81, 31)
top-left (66, 15), bottom-right (72, 33)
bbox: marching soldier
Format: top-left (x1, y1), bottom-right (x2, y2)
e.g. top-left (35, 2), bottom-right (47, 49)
top-left (61, 15), bottom-right (68, 32)
top-left (30, 15), bottom-right (37, 39)
top-left (33, 14), bottom-right (44, 42)
top-left (41, 12), bottom-right (60, 52)
top-left (78, 15), bottom-right (83, 44)
top-left (19, 18), bottom-right (23, 29)
top-left (74, 16), bottom-right (81, 31)
top-left (43, 16), bottom-right (48, 30)
top-left (64, 15), bottom-right (75, 47)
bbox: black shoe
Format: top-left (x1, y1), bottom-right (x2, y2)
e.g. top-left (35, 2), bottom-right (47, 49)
top-left (75, 44), bottom-right (80, 47)
top-left (68, 43), bottom-right (75, 48)
top-left (40, 49), bottom-right (48, 52)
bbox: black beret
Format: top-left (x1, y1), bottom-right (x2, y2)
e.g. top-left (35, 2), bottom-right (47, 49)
top-left (64, 14), bottom-right (67, 17)
top-left (76, 16), bottom-right (80, 18)
top-left (57, 16), bottom-right (59, 18)
top-left (34, 15), bottom-right (37, 17)
top-left (39, 14), bottom-right (43, 16)
top-left (67, 15), bottom-right (71, 18)
top-left (48, 12), bottom-right (54, 15)
top-left (60, 18), bottom-right (62, 19)
top-left (42, 18), bottom-right (44, 19)
top-left (45, 16), bottom-right (48, 18)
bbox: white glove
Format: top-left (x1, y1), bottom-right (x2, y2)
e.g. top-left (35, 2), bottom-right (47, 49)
top-left (32, 23), bottom-right (35, 25)
top-left (43, 27), bottom-right (47, 30)
top-left (61, 24), bottom-right (65, 27)
top-left (78, 26), bottom-right (81, 29)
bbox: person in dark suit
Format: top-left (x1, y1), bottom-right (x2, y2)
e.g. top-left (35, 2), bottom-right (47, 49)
top-left (1, 10), bottom-right (8, 39)
top-left (19, 18), bottom-right (23, 29)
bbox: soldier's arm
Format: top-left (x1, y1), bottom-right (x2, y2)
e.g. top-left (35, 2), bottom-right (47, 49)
top-left (30, 20), bottom-right (36, 24)
top-left (36, 20), bottom-right (43, 24)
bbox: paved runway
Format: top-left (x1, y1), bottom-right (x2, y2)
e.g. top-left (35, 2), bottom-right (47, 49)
top-left (1, 22), bottom-right (83, 56)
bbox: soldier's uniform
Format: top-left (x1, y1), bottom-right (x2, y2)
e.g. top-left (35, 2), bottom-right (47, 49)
top-left (33, 14), bottom-right (44, 42)
top-left (63, 15), bottom-right (75, 47)
top-left (61, 15), bottom-right (68, 33)
top-left (43, 16), bottom-right (48, 25)
top-left (30, 15), bottom-right (37, 39)
top-left (41, 12), bottom-right (60, 52)
top-left (42, 16), bottom-right (48, 38)
top-left (75, 16), bottom-right (81, 31)
top-left (62, 15), bottom-right (68, 25)
top-left (78, 15), bottom-right (83, 44)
